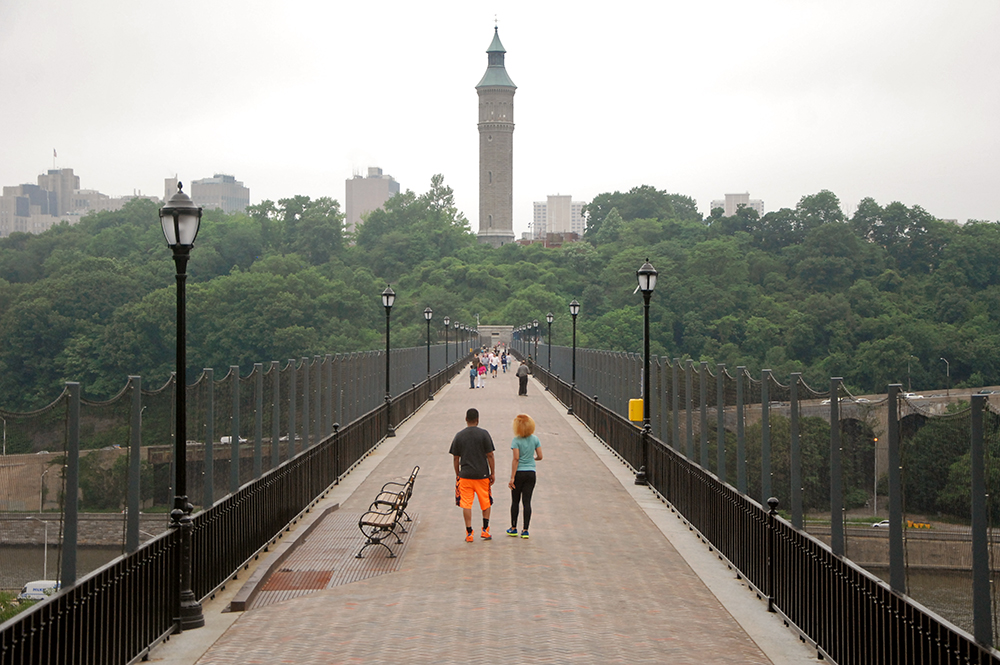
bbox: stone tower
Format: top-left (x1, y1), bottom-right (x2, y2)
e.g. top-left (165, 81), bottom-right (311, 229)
top-left (476, 27), bottom-right (516, 247)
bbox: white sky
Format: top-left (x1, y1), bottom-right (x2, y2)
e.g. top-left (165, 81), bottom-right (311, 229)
top-left (1, 0), bottom-right (997, 238)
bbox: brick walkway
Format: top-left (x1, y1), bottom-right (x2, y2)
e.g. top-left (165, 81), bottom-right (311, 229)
top-left (179, 366), bottom-right (813, 664)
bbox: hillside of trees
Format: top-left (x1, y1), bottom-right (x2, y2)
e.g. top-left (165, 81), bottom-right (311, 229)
top-left (1, 176), bottom-right (999, 413)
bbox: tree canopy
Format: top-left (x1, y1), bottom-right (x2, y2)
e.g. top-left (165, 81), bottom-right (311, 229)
top-left (0, 178), bottom-right (997, 413)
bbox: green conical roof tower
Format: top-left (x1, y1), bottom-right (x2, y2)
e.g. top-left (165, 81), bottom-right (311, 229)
top-left (476, 27), bottom-right (517, 90)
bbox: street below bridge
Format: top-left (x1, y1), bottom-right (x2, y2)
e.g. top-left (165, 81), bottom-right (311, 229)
top-left (150, 365), bottom-right (818, 664)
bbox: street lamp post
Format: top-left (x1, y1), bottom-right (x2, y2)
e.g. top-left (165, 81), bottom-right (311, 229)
top-left (941, 357), bottom-right (950, 398)
top-left (546, 312), bottom-right (554, 377)
top-left (443, 316), bottom-right (450, 366)
top-left (2, 416), bottom-right (6, 455)
top-left (424, 307), bottom-right (434, 400)
top-left (569, 300), bottom-right (580, 415)
top-left (159, 182), bottom-right (205, 630)
top-left (424, 307), bottom-right (434, 402)
top-left (382, 286), bottom-right (396, 438)
top-left (533, 319), bottom-right (539, 361)
top-left (635, 259), bottom-right (658, 486)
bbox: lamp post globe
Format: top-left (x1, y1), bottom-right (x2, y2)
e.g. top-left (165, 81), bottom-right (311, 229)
top-left (635, 259), bottom-right (658, 486)
top-left (159, 182), bottom-right (205, 630)
top-left (382, 285), bottom-right (396, 437)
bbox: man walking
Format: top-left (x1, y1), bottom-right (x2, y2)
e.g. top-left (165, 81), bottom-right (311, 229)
top-left (516, 360), bottom-right (530, 396)
top-left (450, 408), bottom-right (496, 542)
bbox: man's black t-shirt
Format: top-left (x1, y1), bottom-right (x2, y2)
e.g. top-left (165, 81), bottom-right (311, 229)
top-left (449, 426), bottom-right (495, 479)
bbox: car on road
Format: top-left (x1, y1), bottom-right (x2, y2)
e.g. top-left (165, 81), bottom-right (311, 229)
top-left (902, 393), bottom-right (926, 399)
top-left (872, 520), bottom-right (890, 528)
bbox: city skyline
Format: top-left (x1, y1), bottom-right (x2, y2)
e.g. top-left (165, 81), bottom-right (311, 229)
top-left (1, 1), bottom-right (997, 241)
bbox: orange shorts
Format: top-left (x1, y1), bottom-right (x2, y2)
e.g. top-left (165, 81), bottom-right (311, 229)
top-left (458, 477), bottom-right (492, 510)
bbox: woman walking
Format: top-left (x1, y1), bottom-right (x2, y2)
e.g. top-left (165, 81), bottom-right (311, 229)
top-left (507, 414), bottom-right (542, 538)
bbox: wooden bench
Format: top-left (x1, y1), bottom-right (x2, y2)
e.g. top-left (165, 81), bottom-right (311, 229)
top-left (356, 466), bottom-right (419, 559)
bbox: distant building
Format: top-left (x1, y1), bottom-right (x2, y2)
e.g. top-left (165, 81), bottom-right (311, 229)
top-left (36, 168), bottom-right (80, 215)
top-left (0, 166), bottom-right (162, 238)
top-left (531, 195), bottom-right (585, 239)
top-left (711, 193), bottom-right (764, 217)
top-left (0, 168), bottom-right (79, 237)
top-left (345, 167), bottom-right (400, 236)
top-left (190, 174), bottom-right (250, 214)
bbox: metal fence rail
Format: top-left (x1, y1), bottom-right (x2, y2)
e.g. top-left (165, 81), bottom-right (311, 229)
top-left (527, 356), bottom-right (1000, 665)
top-left (0, 354), bottom-right (466, 665)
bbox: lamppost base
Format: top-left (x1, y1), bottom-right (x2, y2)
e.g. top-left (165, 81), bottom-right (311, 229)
top-left (634, 466), bottom-right (648, 486)
top-left (428, 394), bottom-right (434, 401)
top-left (178, 592), bottom-right (205, 631)
top-left (386, 425), bottom-right (396, 438)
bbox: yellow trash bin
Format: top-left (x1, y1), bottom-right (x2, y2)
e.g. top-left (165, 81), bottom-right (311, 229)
top-left (628, 398), bottom-right (643, 422)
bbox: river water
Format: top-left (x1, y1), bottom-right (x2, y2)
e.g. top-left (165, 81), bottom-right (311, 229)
top-left (871, 568), bottom-right (977, 636)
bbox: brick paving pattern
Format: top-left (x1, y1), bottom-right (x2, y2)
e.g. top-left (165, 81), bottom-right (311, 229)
top-left (194, 366), bottom-right (774, 664)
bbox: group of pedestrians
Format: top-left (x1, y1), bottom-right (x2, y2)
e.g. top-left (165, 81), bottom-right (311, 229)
top-left (468, 346), bottom-right (509, 389)
top-left (449, 408), bottom-right (542, 541)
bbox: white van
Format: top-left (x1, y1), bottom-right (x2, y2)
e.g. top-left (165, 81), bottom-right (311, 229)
top-left (17, 580), bottom-right (59, 601)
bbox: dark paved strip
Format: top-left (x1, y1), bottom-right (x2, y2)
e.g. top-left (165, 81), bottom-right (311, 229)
top-left (247, 511), bottom-right (418, 610)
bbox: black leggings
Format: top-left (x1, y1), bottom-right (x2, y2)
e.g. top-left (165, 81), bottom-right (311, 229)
top-left (510, 471), bottom-right (536, 530)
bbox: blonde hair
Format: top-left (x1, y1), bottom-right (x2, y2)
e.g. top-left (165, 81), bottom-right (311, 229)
top-left (512, 414), bottom-right (535, 438)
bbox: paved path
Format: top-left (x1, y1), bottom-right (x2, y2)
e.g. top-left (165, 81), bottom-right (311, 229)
top-left (152, 365), bottom-right (819, 664)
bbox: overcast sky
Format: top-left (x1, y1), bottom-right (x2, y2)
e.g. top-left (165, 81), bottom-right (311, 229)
top-left (2, 1), bottom-right (997, 238)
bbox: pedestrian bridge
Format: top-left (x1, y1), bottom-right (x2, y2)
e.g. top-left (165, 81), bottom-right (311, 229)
top-left (1, 344), bottom-right (997, 665)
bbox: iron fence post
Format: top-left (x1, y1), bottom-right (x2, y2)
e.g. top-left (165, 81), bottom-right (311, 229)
top-left (672, 359), bottom-right (680, 452)
top-left (289, 359), bottom-right (297, 456)
top-left (767, 496), bottom-right (779, 613)
top-left (761, 369), bottom-right (771, 504)
top-left (63, 382), bottom-right (80, 587)
top-left (790, 372), bottom-right (802, 530)
top-left (830, 377), bottom-right (844, 556)
top-left (716, 364), bottom-right (725, 481)
top-left (205, 368), bottom-right (214, 507)
top-left (685, 360), bottom-right (694, 460)
top-left (254, 363), bottom-right (263, 479)
top-left (231, 365), bottom-right (240, 494)
top-left (271, 361), bottom-right (280, 469)
top-left (737, 367), bottom-right (746, 495)
top-left (127, 376), bottom-right (142, 553)
top-left (302, 358), bottom-right (310, 449)
top-left (971, 394), bottom-right (992, 647)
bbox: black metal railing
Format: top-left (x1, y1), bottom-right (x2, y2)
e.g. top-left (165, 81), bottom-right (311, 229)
top-left (0, 529), bottom-right (179, 665)
top-left (0, 357), bottom-right (467, 665)
top-left (530, 361), bottom-right (1000, 665)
